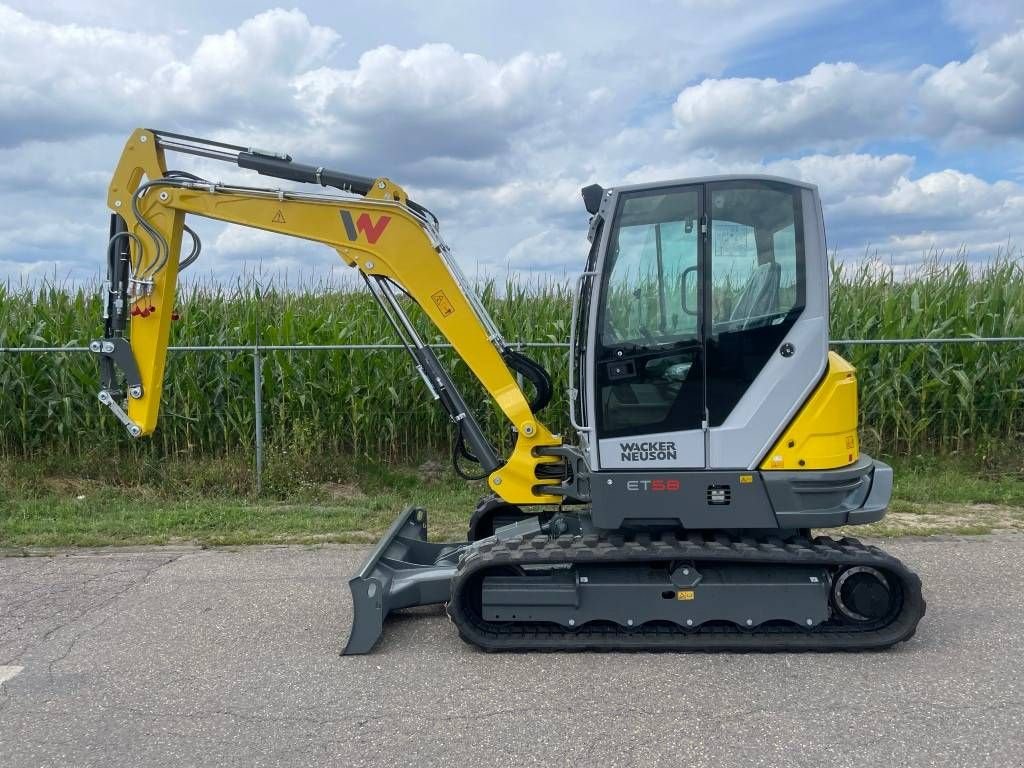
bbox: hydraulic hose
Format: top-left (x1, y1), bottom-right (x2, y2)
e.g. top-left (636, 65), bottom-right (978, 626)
top-left (502, 349), bottom-right (554, 413)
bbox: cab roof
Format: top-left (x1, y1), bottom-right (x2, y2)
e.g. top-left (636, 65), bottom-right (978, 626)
top-left (610, 174), bottom-right (819, 195)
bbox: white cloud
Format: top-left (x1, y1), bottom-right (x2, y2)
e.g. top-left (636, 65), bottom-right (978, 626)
top-left (294, 43), bottom-right (566, 164)
top-left (0, 2), bottom-right (1022, 290)
top-left (762, 154), bottom-right (915, 200)
top-left (918, 30), bottom-right (1024, 141)
top-left (504, 228), bottom-right (588, 272)
top-left (669, 29), bottom-right (1024, 155)
top-left (943, 0), bottom-right (1024, 44)
top-left (159, 223), bottom-right (355, 290)
top-left (486, 177), bottom-right (583, 216)
top-left (151, 8), bottom-right (339, 117)
top-left (824, 170), bottom-right (1024, 262)
top-left (833, 169), bottom-right (1022, 221)
top-left (610, 150), bottom-right (1024, 265)
top-left (0, 7), bottom-right (336, 144)
top-left (0, 5), bottom-right (174, 144)
top-left (0, 5), bottom-right (563, 166)
top-left (0, 4), bottom-right (579, 284)
top-left (623, 153), bottom-right (916, 204)
top-left (0, 134), bottom-right (119, 196)
top-left (672, 63), bottom-right (910, 153)
top-left (0, 203), bottom-right (106, 285)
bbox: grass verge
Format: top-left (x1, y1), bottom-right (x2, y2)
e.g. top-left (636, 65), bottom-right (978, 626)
top-left (1, 452), bottom-right (1022, 549)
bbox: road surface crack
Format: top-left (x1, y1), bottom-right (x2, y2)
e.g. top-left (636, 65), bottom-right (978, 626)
top-left (30, 554), bottom-right (185, 677)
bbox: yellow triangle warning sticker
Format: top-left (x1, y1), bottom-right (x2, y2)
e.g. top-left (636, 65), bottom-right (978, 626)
top-left (272, 210), bottom-right (286, 224)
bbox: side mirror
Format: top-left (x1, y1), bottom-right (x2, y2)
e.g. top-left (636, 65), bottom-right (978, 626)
top-left (581, 184), bottom-right (604, 215)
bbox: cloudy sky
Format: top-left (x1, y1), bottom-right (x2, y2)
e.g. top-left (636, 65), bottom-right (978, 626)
top-left (1, 0), bottom-right (1022, 286)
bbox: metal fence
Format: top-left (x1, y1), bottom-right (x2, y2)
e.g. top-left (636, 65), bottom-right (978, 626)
top-left (2, 336), bottom-right (1022, 492)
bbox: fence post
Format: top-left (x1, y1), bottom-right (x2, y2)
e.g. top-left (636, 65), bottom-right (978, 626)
top-left (253, 347), bottom-right (264, 495)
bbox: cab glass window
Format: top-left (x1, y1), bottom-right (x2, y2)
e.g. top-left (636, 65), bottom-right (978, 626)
top-left (709, 185), bottom-right (804, 332)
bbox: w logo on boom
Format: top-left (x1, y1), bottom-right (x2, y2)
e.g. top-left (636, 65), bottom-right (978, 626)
top-left (340, 211), bottom-right (391, 244)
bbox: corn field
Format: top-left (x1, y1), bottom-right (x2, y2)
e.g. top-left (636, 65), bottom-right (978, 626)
top-left (1, 254), bottom-right (1022, 461)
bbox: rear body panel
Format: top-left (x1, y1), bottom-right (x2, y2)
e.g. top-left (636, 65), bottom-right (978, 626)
top-left (588, 456), bottom-right (890, 530)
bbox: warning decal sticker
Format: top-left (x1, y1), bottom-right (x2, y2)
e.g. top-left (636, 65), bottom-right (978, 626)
top-left (431, 290), bottom-right (455, 317)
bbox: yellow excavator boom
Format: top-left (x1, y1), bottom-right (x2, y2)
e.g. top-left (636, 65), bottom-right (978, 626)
top-left (95, 128), bottom-right (561, 504)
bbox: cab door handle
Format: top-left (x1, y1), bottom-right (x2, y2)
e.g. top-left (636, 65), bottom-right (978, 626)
top-left (681, 266), bottom-right (698, 316)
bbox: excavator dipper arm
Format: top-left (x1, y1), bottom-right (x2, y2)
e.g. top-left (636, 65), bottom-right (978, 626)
top-left (95, 128), bottom-right (562, 505)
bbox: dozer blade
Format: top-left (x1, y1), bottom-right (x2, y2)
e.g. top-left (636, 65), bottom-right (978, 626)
top-left (343, 507), bottom-right (466, 655)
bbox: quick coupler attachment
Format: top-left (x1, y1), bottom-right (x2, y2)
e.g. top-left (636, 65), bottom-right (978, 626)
top-left (342, 507), bottom-right (466, 655)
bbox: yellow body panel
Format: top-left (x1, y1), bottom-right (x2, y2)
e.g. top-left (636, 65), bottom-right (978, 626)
top-left (760, 352), bottom-right (860, 471)
top-left (106, 129), bottom-right (560, 504)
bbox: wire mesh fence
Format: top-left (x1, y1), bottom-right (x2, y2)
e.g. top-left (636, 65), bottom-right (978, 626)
top-left (1, 336), bottom-right (1022, 492)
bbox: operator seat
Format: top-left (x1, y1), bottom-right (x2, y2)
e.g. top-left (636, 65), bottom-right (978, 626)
top-left (730, 261), bottom-right (781, 326)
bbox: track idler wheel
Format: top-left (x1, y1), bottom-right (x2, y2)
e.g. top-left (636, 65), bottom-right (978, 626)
top-left (832, 566), bottom-right (892, 622)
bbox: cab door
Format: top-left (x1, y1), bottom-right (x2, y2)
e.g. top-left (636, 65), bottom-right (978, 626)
top-left (591, 185), bottom-right (706, 469)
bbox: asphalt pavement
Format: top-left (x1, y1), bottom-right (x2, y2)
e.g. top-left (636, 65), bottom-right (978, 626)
top-left (1, 535), bottom-right (1022, 767)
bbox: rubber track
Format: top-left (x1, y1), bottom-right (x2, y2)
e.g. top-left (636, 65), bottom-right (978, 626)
top-left (446, 532), bottom-right (926, 652)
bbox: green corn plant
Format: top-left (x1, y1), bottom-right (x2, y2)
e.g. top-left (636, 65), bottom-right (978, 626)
top-left (0, 248), bottom-right (1021, 461)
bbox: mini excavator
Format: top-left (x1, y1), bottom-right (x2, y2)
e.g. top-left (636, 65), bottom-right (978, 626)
top-left (94, 129), bottom-right (925, 653)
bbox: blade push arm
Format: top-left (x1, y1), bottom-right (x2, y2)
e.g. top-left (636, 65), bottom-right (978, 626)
top-left (97, 128), bottom-right (561, 504)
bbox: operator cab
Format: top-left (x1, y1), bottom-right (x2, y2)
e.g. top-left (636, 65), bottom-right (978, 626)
top-left (573, 176), bottom-right (829, 471)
